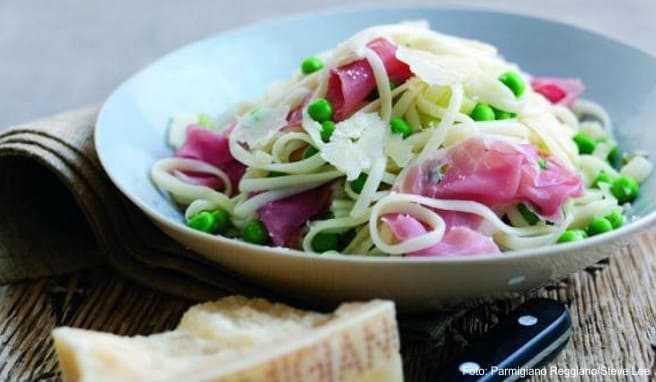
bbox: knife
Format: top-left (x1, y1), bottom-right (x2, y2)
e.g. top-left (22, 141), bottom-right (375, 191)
top-left (437, 298), bottom-right (572, 381)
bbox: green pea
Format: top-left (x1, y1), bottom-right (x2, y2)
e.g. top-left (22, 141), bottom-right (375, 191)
top-left (587, 217), bottom-right (614, 236)
top-left (390, 117), bottom-right (412, 138)
top-left (470, 103), bottom-right (495, 121)
top-left (212, 209), bottom-right (231, 233)
top-left (350, 173), bottom-right (368, 194)
top-left (573, 132), bottom-right (597, 154)
top-left (499, 71), bottom-right (526, 97)
top-left (320, 120), bottom-right (336, 142)
top-left (592, 170), bottom-right (613, 188)
top-left (303, 146), bottom-right (319, 159)
top-left (187, 211), bottom-right (216, 233)
top-left (301, 56), bottom-right (324, 74)
top-left (308, 98), bottom-right (333, 122)
top-left (312, 232), bottom-right (340, 253)
top-left (537, 158), bottom-right (548, 170)
top-left (187, 208), bottom-right (230, 234)
top-left (610, 175), bottom-right (640, 204)
top-left (604, 210), bottom-right (625, 229)
top-left (493, 107), bottom-right (516, 120)
top-left (517, 203), bottom-right (540, 225)
top-left (242, 220), bottom-right (269, 245)
top-left (197, 113), bottom-right (214, 129)
top-left (557, 229), bottom-right (588, 243)
top-left (607, 145), bottom-right (620, 166)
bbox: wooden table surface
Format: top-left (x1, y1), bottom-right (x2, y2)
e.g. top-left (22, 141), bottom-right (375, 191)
top-left (2, 229), bottom-right (656, 381)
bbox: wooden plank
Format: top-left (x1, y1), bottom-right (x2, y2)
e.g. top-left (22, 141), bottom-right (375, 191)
top-left (0, 272), bottom-right (190, 382)
top-left (1, 230), bottom-right (655, 381)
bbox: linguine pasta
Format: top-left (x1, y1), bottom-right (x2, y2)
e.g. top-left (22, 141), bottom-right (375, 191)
top-left (151, 21), bottom-right (652, 257)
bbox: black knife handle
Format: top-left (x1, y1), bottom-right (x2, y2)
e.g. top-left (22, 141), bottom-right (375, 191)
top-left (438, 298), bottom-right (571, 381)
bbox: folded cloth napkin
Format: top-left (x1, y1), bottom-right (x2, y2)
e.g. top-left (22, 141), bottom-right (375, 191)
top-left (0, 107), bottom-right (462, 337)
top-left (0, 107), bottom-right (270, 302)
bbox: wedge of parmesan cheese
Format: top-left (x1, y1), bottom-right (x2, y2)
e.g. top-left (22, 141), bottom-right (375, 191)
top-left (52, 296), bottom-right (403, 382)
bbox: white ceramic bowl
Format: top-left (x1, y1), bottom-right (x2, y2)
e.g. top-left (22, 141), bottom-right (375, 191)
top-left (96, 7), bottom-right (656, 311)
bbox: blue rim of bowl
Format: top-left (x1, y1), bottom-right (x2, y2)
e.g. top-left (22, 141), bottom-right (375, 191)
top-left (96, 5), bottom-right (656, 265)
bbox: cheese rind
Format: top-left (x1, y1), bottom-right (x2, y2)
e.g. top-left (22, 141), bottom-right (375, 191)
top-left (52, 297), bottom-right (403, 382)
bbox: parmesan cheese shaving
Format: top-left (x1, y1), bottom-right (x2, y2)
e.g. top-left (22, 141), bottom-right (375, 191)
top-left (167, 114), bottom-right (197, 149)
top-left (396, 46), bottom-right (477, 86)
top-left (385, 134), bottom-right (414, 167)
top-left (234, 106), bottom-right (289, 148)
top-left (321, 113), bottom-right (386, 180)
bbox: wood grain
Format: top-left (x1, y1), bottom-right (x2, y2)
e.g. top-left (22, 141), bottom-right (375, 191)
top-left (1, 230), bottom-right (655, 382)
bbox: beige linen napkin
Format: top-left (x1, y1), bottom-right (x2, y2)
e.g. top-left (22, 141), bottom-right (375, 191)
top-left (0, 107), bottom-right (268, 301)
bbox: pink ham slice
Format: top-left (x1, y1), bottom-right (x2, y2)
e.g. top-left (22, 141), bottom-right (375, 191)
top-left (258, 183), bottom-right (334, 247)
top-left (175, 125), bottom-right (246, 195)
top-left (516, 149), bottom-right (583, 219)
top-left (438, 209), bottom-right (484, 232)
top-left (326, 38), bottom-right (413, 121)
top-left (172, 170), bottom-right (224, 189)
top-left (402, 139), bottom-right (526, 206)
top-left (285, 94), bottom-right (312, 131)
top-left (400, 137), bottom-right (582, 220)
top-left (286, 104), bottom-right (304, 130)
top-left (531, 77), bottom-right (584, 106)
top-left (382, 213), bottom-right (500, 257)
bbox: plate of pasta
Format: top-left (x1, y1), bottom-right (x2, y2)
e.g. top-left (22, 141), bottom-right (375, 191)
top-left (96, 7), bottom-right (656, 309)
